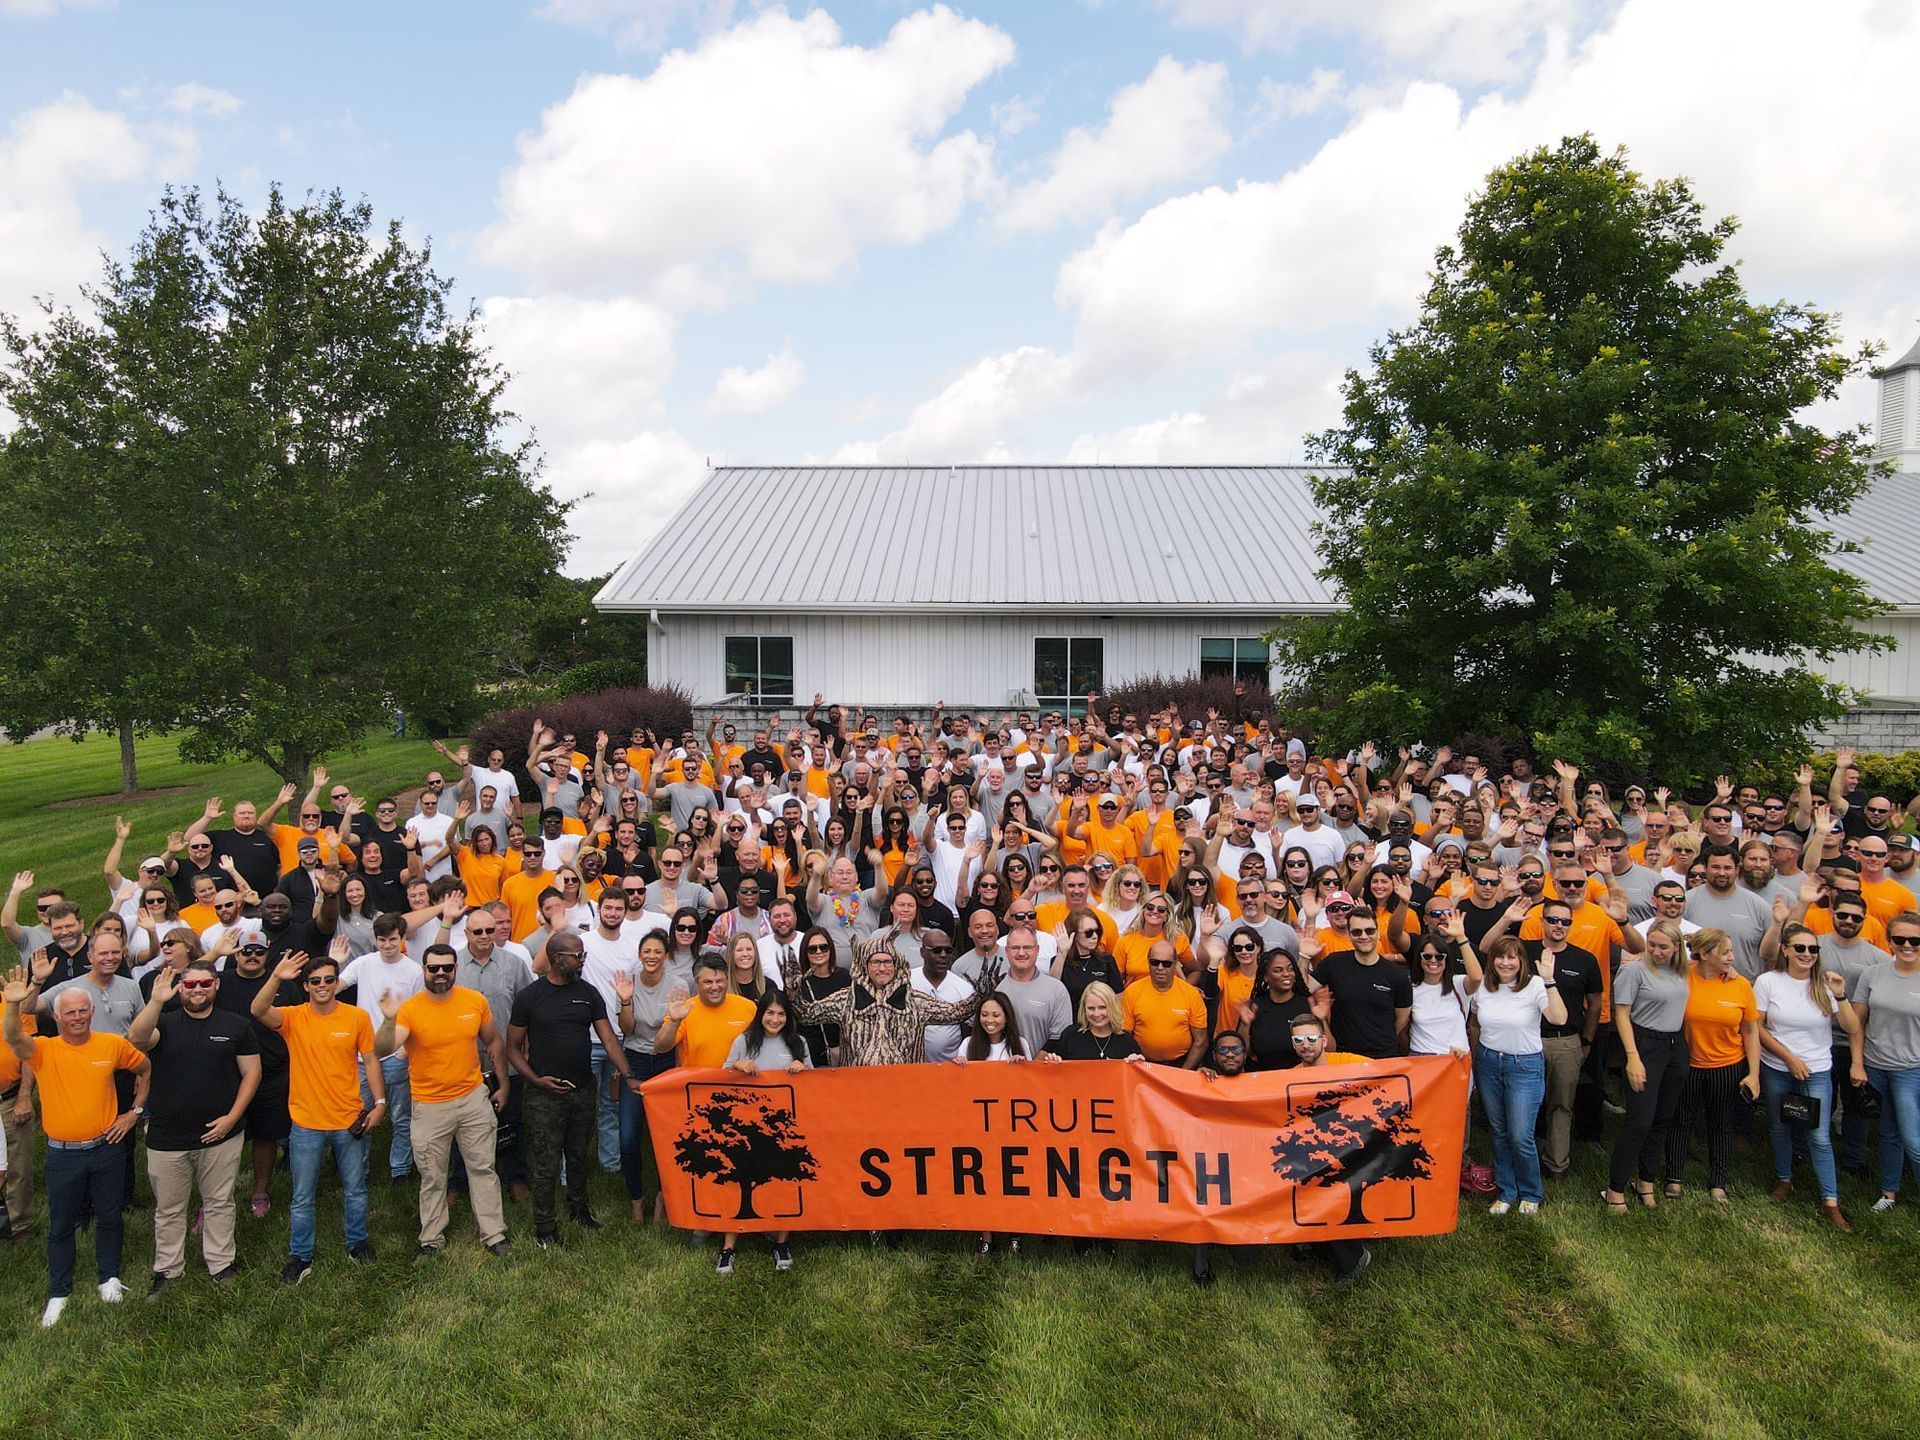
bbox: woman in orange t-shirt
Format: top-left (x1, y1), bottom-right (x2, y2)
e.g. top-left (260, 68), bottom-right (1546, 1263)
top-left (454, 824), bottom-right (512, 907)
top-left (1681, 927), bottom-right (1761, 1202)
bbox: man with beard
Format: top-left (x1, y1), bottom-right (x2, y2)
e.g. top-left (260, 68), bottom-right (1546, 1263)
top-left (912, 930), bottom-right (974, 1063)
top-left (258, 883), bottom-right (338, 969)
top-left (375, 944), bottom-right (512, 1258)
top-left (129, 960), bottom-right (261, 1297)
top-left (1687, 845), bottom-right (1773, 980)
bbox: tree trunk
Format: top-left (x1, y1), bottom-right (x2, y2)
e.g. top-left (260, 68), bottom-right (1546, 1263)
top-left (118, 719), bottom-right (139, 795)
top-left (1344, 1181), bottom-right (1369, 1225)
top-left (733, 1181), bottom-right (761, 1220)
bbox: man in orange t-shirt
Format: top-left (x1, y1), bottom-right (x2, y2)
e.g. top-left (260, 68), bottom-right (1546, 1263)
top-left (252, 952), bottom-right (385, 1280)
top-left (1119, 942), bottom-right (1210, 1066)
top-left (658, 955), bottom-right (757, 1067)
top-left (378, 944), bottom-right (511, 1256)
top-left (5, 964), bottom-right (150, 1324)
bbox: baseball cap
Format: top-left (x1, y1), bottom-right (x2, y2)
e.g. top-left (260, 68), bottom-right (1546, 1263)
top-left (1326, 890), bottom-right (1355, 909)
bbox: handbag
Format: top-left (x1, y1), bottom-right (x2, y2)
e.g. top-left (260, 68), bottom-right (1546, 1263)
top-left (1848, 1076), bottom-right (1882, 1120)
top-left (1779, 1091), bottom-right (1822, 1129)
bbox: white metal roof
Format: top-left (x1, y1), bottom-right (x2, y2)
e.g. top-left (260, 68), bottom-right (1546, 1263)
top-left (593, 463), bottom-right (1920, 615)
top-left (594, 465), bottom-right (1343, 613)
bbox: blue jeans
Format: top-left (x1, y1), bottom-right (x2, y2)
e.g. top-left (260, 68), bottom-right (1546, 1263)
top-left (1762, 1065), bottom-right (1838, 1201)
top-left (617, 1051), bottom-right (678, 1200)
top-left (590, 1044), bottom-right (622, 1173)
top-left (1475, 1048), bottom-right (1547, 1204)
top-left (288, 1124), bottom-right (370, 1260)
top-left (361, 1052), bottom-right (411, 1177)
top-left (1866, 1065), bottom-right (1920, 1195)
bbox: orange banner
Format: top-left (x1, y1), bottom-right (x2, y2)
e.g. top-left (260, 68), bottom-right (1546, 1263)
top-left (642, 1055), bottom-right (1469, 1244)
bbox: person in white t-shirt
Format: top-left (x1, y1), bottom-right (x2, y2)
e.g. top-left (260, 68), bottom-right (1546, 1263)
top-left (404, 789), bottom-right (457, 883)
top-left (335, 915), bottom-right (425, 1181)
top-left (1278, 796), bottom-right (1345, 872)
top-left (579, 888), bottom-right (642, 1173)
top-left (1754, 922), bottom-right (1858, 1226)
top-left (1469, 937), bottom-right (1566, 1215)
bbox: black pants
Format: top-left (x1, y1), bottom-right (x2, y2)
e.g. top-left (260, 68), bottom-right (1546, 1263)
top-left (1609, 1026), bottom-right (1689, 1191)
top-left (524, 1083), bottom-right (595, 1235)
top-left (1689, 1063), bottom-right (1745, 1190)
top-left (1832, 1040), bottom-right (1872, 1170)
top-left (46, 1140), bottom-right (129, 1298)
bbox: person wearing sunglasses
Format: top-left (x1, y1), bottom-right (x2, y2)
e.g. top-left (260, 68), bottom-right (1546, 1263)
top-left (251, 951), bottom-right (385, 1283)
top-left (373, 944), bottom-right (512, 1259)
top-left (1848, 911), bottom-right (1920, 1217)
top-left (1313, 906), bottom-right (1411, 1058)
top-left (1752, 922), bottom-right (1855, 1228)
top-left (128, 958), bottom-right (261, 1297)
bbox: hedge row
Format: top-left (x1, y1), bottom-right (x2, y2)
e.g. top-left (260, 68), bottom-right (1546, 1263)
top-left (469, 685), bottom-right (695, 781)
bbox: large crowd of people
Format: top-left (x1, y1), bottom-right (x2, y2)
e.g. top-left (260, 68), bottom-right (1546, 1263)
top-left (5, 702), bottom-right (1920, 1319)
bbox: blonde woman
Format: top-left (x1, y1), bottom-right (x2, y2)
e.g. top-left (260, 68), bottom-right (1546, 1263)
top-left (724, 931), bottom-right (778, 1004)
top-left (1101, 864), bottom-right (1148, 933)
top-left (1682, 927), bottom-right (1761, 1203)
top-left (1113, 892), bottom-right (1193, 985)
top-left (1755, 921), bottom-right (1857, 1227)
top-left (1604, 919), bottom-right (1692, 1209)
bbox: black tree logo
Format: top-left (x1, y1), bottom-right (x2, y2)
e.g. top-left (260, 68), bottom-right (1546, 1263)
top-left (673, 1087), bottom-right (819, 1220)
top-left (1270, 1079), bottom-right (1434, 1225)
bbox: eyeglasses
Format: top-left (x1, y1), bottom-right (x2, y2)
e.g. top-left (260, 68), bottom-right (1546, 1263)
top-left (673, 922), bottom-right (699, 932)
top-left (1347, 928), bottom-right (1378, 939)
top-left (178, 978), bottom-right (216, 990)
top-left (1889, 935), bottom-right (1920, 948)
top-left (1008, 911), bottom-right (1037, 921)
top-left (162, 938), bottom-right (190, 949)
top-left (1785, 943), bottom-right (1820, 956)
top-left (1544, 915), bottom-right (1572, 926)
top-left (1118, 879), bottom-right (1142, 889)
top-left (1517, 870), bottom-right (1544, 881)
top-left (1601, 843), bottom-right (1625, 854)
top-left (467, 926), bottom-right (497, 937)
top-left (1147, 959), bottom-right (1176, 969)
top-left (1230, 941), bottom-right (1260, 952)
top-left (1079, 929), bottom-right (1102, 939)
top-left (562, 878), bottom-right (580, 887)
top-left (922, 944), bottom-right (951, 955)
top-left (1290, 1033), bottom-right (1324, 1047)
top-left (1187, 877), bottom-right (1210, 887)
top-left (145, 897), bottom-right (170, 906)
top-left (805, 943), bottom-right (833, 954)
top-left (424, 963), bottom-right (457, 975)
top-left (304, 975), bottom-right (338, 986)
top-left (1143, 904), bottom-right (1169, 914)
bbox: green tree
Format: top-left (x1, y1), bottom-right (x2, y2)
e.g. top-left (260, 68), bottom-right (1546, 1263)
top-left (1274, 136), bottom-right (1886, 782)
top-left (0, 186), bottom-right (571, 786)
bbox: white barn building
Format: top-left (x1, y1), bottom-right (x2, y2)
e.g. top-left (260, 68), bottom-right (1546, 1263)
top-left (596, 355), bottom-right (1920, 729)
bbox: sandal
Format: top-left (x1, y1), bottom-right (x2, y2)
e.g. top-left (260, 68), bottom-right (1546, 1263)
top-left (1600, 1189), bottom-right (1630, 1213)
top-left (1633, 1182), bottom-right (1658, 1209)
top-left (1708, 1187), bottom-right (1731, 1205)
top-left (1663, 1182), bottom-right (1684, 1199)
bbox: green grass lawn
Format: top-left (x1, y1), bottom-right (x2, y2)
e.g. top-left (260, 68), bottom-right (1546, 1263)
top-left (1, 734), bottom-right (1917, 1439)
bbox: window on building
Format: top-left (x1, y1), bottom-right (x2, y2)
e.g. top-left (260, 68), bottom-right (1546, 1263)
top-left (1035, 637), bottom-right (1103, 713)
top-left (724, 636), bottom-right (794, 706)
top-left (1201, 637), bottom-right (1271, 688)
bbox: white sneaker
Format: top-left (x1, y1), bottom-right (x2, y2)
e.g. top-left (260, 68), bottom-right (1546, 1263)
top-left (1488, 1200), bottom-right (1512, 1216)
top-left (39, 1297), bottom-right (67, 1328)
top-left (1516, 1200), bottom-right (1540, 1216)
top-left (1873, 1195), bottom-right (1897, 1213)
top-left (98, 1277), bottom-right (128, 1304)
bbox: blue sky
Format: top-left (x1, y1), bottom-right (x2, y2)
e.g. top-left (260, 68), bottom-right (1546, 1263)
top-left (3, 0), bottom-right (1917, 575)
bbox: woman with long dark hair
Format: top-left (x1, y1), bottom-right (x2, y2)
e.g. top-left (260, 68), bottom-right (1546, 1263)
top-left (714, 992), bottom-right (810, 1275)
top-left (959, 991), bottom-right (1030, 1256)
top-left (612, 930), bottom-right (681, 1224)
top-left (791, 926), bottom-right (851, 1067)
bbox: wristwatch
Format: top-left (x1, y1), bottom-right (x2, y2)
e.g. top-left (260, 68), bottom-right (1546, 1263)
top-left (131, 1106), bottom-right (145, 1116)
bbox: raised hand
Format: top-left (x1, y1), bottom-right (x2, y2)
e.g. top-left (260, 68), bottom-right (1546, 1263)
top-left (113, 815), bottom-right (132, 842)
top-left (203, 797), bottom-right (224, 822)
top-left (8, 870), bottom-right (31, 895)
top-left (151, 967), bottom-right (179, 1005)
top-left (1772, 893), bottom-right (1792, 926)
top-left (166, 830), bottom-right (186, 852)
top-left (272, 952), bottom-right (309, 983)
top-left (28, 948), bottom-right (55, 986)
top-left (666, 987), bottom-right (694, 1021)
top-left (312, 766), bottom-right (329, 790)
top-left (1713, 775), bottom-right (1734, 802)
top-left (378, 991), bottom-right (402, 1020)
top-left (610, 968), bottom-right (635, 1003)
top-left (1795, 764), bottom-right (1814, 789)
top-left (330, 935), bottom-right (353, 963)
top-left (1535, 949), bottom-right (1557, 984)
top-left (277, 782), bottom-right (299, 805)
top-left (1, 965), bottom-right (31, 1006)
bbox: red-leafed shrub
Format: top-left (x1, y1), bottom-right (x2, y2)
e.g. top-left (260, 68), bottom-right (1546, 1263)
top-left (470, 686), bottom-right (695, 777)
top-left (1096, 672), bottom-right (1277, 727)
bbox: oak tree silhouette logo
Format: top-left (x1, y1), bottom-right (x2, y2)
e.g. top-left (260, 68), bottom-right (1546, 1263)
top-left (674, 1086), bottom-right (819, 1220)
top-left (1270, 1078), bottom-right (1433, 1225)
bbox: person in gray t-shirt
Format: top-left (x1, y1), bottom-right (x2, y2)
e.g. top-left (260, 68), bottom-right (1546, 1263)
top-left (1685, 852), bottom-right (1772, 979)
top-left (40, 973), bottom-right (145, 1036)
top-left (1853, 958), bottom-right (1920, 1072)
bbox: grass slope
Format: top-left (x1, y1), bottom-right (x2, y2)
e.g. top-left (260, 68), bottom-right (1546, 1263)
top-left (0, 734), bottom-right (1913, 1439)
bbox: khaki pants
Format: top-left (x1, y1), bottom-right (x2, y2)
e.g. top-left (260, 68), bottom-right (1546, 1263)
top-left (414, 1084), bottom-right (506, 1248)
top-left (148, 1133), bottom-right (245, 1277)
top-left (3, 1096), bottom-right (37, 1231)
top-left (1540, 1034), bottom-right (1585, 1176)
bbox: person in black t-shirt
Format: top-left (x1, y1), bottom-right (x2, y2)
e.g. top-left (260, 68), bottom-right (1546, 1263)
top-left (185, 792), bottom-right (291, 901)
top-left (1040, 982), bottom-right (1142, 1062)
top-left (508, 934), bottom-right (633, 1245)
top-left (213, 943), bottom-right (303, 1218)
top-left (1525, 898), bottom-right (1604, 1181)
top-left (1239, 950), bottom-right (1320, 1070)
top-left (1313, 912), bottom-right (1412, 1058)
top-left (1458, 860), bottom-right (1511, 951)
top-left (128, 960), bottom-right (261, 1294)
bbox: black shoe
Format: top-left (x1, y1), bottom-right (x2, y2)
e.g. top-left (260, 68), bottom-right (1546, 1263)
top-left (279, 1257), bottom-right (313, 1286)
top-left (145, 1272), bottom-right (172, 1301)
top-left (209, 1264), bottom-right (239, 1285)
top-left (347, 1241), bottom-right (377, 1264)
top-left (485, 1238), bottom-right (512, 1257)
top-left (535, 1231), bottom-right (563, 1250)
top-left (1337, 1248), bottom-right (1374, 1285)
top-left (414, 1243), bottom-right (444, 1264)
top-left (570, 1209), bottom-right (601, 1231)
top-left (772, 1243), bottom-right (793, 1271)
top-left (1192, 1260), bottom-right (1214, 1287)
top-left (715, 1246), bottom-right (735, 1275)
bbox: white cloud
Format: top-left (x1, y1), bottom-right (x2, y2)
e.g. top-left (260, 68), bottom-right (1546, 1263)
top-left (0, 94), bottom-right (153, 325)
top-left (1252, 68), bottom-right (1344, 123)
top-left (1059, 0), bottom-right (1920, 380)
top-left (995, 57), bottom-right (1232, 234)
top-left (991, 94), bottom-right (1042, 136)
top-left (479, 294), bottom-right (677, 445)
top-left (1, 0), bottom-right (113, 15)
top-left (833, 345), bottom-right (1081, 462)
top-left (1157, 0), bottom-right (1591, 84)
top-left (535, 0), bottom-right (740, 50)
top-left (1063, 352), bottom-right (1346, 463)
top-left (482, 6), bottom-right (1013, 303)
top-left (707, 342), bottom-right (805, 415)
top-left (545, 430), bottom-right (709, 577)
top-left (164, 82), bottom-right (241, 116)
